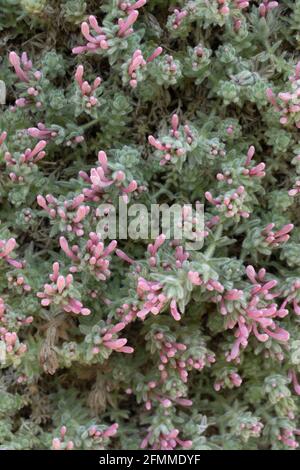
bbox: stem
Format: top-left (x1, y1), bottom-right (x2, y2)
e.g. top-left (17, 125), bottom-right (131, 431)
top-left (204, 223), bottom-right (223, 258)
top-left (81, 117), bottom-right (102, 131)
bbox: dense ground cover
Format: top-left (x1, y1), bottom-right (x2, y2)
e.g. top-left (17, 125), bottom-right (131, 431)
top-left (1, 0), bottom-right (300, 450)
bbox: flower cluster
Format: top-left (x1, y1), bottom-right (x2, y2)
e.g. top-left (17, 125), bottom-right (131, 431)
top-left (79, 150), bottom-right (138, 203)
top-left (122, 46), bottom-right (163, 88)
top-left (52, 423), bottom-right (118, 450)
top-left (0, 238), bottom-right (22, 268)
top-left (267, 62), bottom-right (300, 129)
top-left (141, 428), bottom-right (192, 450)
top-left (85, 321), bottom-right (134, 358)
top-left (9, 51), bottom-right (42, 108)
top-left (37, 262), bottom-right (91, 315)
top-left (75, 65), bottom-right (102, 109)
top-left (60, 233), bottom-right (117, 281)
top-left (224, 266), bottom-right (290, 362)
top-left (72, 9), bottom-right (140, 56)
top-left (37, 193), bottom-right (90, 237)
top-left (148, 113), bottom-right (197, 166)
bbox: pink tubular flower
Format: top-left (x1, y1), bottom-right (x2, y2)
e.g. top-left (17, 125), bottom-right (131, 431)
top-left (266, 87), bottom-right (278, 108)
top-left (170, 299), bottom-right (181, 321)
top-left (118, 10), bottom-right (139, 37)
top-left (60, 233), bottom-right (117, 281)
top-left (102, 423), bottom-right (119, 437)
top-left (217, 0), bottom-right (249, 16)
top-left (59, 236), bottom-right (79, 262)
top-left (211, 289), bottom-right (243, 316)
top-left (116, 303), bottom-right (139, 324)
top-left (0, 131), bottom-right (7, 146)
top-left (128, 50), bottom-right (146, 85)
top-left (75, 65), bottom-right (102, 108)
top-left (147, 46), bottom-right (163, 63)
top-left (205, 215), bottom-right (220, 229)
top-left (37, 193), bottom-right (89, 236)
top-left (0, 298), bottom-right (5, 319)
top-left (288, 180), bottom-right (300, 197)
top-left (115, 249), bottom-right (136, 265)
top-left (188, 271), bottom-right (202, 286)
top-left (37, 262), bottom-right (91, 316)
top-left (234, 0), bottom-right (250, 9)
top-left (147, 234), bottom-right (166, 267)
top-left (72, 16), bottom-right (109, 54)
top-left (246, 162), bottom-right (266, 178)
top-left (12, 140), bottom-right (46, 165)
top-left (121, 180), bottom-right (138, 203)
top-left (89, 423), bottom-right (119, 440)
top-left (27, 123), bottom-right (58, 140)
top-left (259, 1), bottom-right (279, 17)
top-left (0, 238), bottom-right (23, 268)
top-left (228, 372), bottom-right (242, 387)
top-left (261, 223), bottom-right (294, 247)
top-left (165, 241), bottom-right (193, 270)
top-left (171, 8), bottom-right (188, 29)
top-left (102, 322), bottom-right (133, 353)
top-left (9, 51), bottom-right (32, 82)
top-left (119, 0), bottom-right (147, 12)
top-left (244, 145), bottom-right (255, 167)
top-left (202, 278), bottom-right (224, 294)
